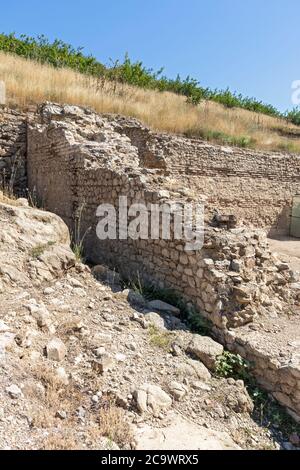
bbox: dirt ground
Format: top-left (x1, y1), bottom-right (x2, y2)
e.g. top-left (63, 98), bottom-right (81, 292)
top-left (268, 237), bottom-right (300, 272)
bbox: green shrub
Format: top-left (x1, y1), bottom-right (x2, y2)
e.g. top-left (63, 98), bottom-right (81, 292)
top-left (0, 33), bottom-right (106, 75)
top-left (215, 351), bottom-right (252, 382)
top-left (285, 107), bottom-right (300, 125)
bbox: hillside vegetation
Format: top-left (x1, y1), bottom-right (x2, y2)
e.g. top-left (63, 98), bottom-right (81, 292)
top-left (0, 33), bottom-right (284, 117)
top-left (1, 34), bottom-right (300, 153)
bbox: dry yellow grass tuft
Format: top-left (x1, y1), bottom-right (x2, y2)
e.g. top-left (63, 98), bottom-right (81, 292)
top-left (98, 402), bottom-right (133, 448)
top-left (0, 189), bottom-right (17, 204)
top-left (41, 433), bottom-right (80, 451)
top-left (1, 51), bottom-right (300, 152)
top-left (27, 364), bottom-right (133, 450)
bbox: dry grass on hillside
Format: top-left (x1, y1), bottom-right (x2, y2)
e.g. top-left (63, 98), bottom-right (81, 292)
top-left (0, 189), bottom-right (17, 204)
top-left (29, 364), bottom-right (133, 450)
top-left (1, 51), bottom-right (300, 153)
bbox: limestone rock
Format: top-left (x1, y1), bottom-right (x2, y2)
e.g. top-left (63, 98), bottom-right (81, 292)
top-left (115, 353), bottom-right (126, 363)
top-left (191, 381), bottom-right (212, 392)
top-left (169, 381), bottom-right (188, 401)
top-left (135, 412), bottom-right (241, 450)
top-left (0, 201), bottom-right (75, 287)
top-left (144, 312), bottom-right (166, 330)
top-left (291, 283), bottom-right (300, 291)
top-left (157, 190), bottom-right (170, 199)
top-left (29, 304), bottom-right (55, 333)
top-left (92, 265), bottom-right (121, 286)
top-left (147, 300), bottom-right (180, 316)
top-left (0, 321), bottom-right (15, 354)
top-left (6, 385), bottom-right (23, 399)
top-left (56, 410), bottom-right (67, 420)
top-left (92, 355), bottom-right (116, 374)
top-left (68, 277), bottom-right (84, 288)
top-left (46, 338), bottom-right (67, 362)
top-left (0, 332), bottom-right (16, 353)
top-left (0, 321), bottom-right (10, 333)
top-left (16, 198), bottom-right (29, 207)
top-left (89, 333), bottom-right (113, 350)
top-left (225, 381), bottom-right (254, 414)
top-left (187, 335), bottom-right (224, 370)
top-left (231, 260), bottom-right (243, 272)
top-left (120, 289), bottom-right (146, 307)
top-left (176, 358), bottom-right (211, 382)
top-left (55, 367), bottom-right (69, 386)
top-left (134, 384), bottom-right (172, 415)
top-left (94, 347), bottom-right (106, 358)
top-left (276, 262), bottom-right (290, 272)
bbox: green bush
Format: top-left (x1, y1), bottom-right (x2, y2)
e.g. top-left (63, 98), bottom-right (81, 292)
top-left (286, 107), bottom-right (300, 125)
top-left (0, 33), bottom-right (106, 75)
top-left (215, 351), bottom-right (251, 382)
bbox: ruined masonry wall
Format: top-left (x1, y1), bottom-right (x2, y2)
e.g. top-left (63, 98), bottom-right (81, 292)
top-left (0, 107), bottom-right (28, 193)
top-left (106, 118), bottom-right (300, 234)
top-left (27, 106), bottom-right (300, 420)
top-left (152, 135), bottom-right (300, 235)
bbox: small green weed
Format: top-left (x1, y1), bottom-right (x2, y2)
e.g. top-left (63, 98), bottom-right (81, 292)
top-left (215, 351), bottom-right (252, 382)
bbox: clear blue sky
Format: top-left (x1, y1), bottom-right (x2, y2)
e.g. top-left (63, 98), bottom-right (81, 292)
top-left (1, 0), bottom-right (299, 111)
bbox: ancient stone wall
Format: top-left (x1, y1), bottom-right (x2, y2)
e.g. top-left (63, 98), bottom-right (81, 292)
top-left (218, 323), bottom-right (300, 423)
top-left (26, 104), bottom-right (300, 420)
top-left (100, 116), bottom-right (300, 235)
top-left (0, 106), bottom-right (27, 194)
top-left (143, 134), bottom-right (300, 235)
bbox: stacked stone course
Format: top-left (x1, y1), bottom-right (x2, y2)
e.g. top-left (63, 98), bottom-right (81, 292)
top-left (0, 107), bottom-right (28, 193)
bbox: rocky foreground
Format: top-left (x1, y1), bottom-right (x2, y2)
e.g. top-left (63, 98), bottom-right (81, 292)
top-left (0, 196), bottom-right (299, 450)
